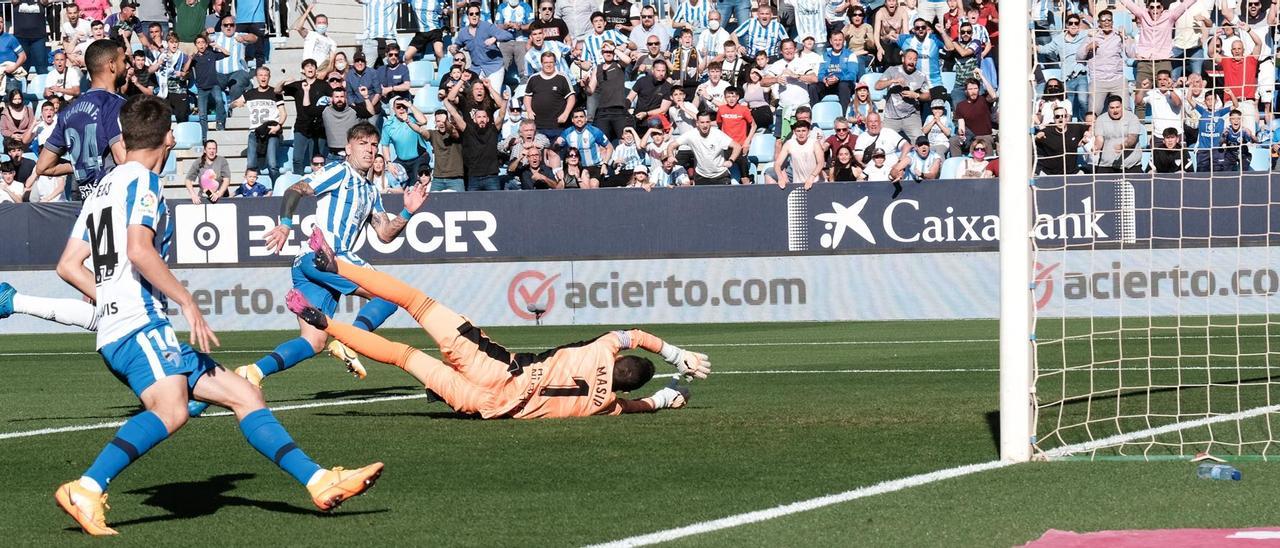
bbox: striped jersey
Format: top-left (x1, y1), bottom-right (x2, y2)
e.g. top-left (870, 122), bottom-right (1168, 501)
top-left (897, 33), bottom-right (945, 87)
top-left (212, 31), bottom-right (247, 73)
top-left (72, 162), bottom-right (172, 349)
top-left (43, 88), bottom-right (125, 198)
top-left (364, 0), bottom-right (403, 40)
top-left (734, 18), bottom-right (789, 57)
top-left (907, 151), bottom-right (940, 181)
top-left (305, 160), bottom-right (386, 266)
top-left (672, 0), bottom-right (711, 33)
top-left (407, 0), bottom-right (444, 32)
top-left (523, 40), bottom-right (572, 79)
top-left (794, 0), bottom-right (828, 44)
top-left (558, 125), bottom-right (611, 167)
top-left (582, 29), bottom-right (629, 66)
top-left (496, 2), bottom-right (535, 39)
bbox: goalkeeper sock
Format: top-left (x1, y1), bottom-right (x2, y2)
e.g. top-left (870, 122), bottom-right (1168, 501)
top-left (239, 408), bottom-right (322, 486)
top-left (353, 298), bottom-right (396, 331)
top-left (254, 337), bottom-right (316, 377)
top-left (82, 411), bottom-right (169, 491)
top-left (13, 294), bottom-right (98, 330)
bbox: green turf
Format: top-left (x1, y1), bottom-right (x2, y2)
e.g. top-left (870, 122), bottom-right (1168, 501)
top-left (0, 320), bottom-right (1275, 546)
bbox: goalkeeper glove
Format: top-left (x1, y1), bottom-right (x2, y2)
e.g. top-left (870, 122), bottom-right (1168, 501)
top-left (649, 379), bottom-right (690, 410)
top-left (659, 343), bottom-right (711, 379)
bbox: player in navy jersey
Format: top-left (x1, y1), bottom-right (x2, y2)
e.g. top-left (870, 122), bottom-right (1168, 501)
top-left (36, 39), bottom-right (130, 201)
top-left (50, 95), bottom-right (383, 537)
top-left (187, 122), bottom-right (428, 417)
top-left (0, 40), bottom-right (134, 333)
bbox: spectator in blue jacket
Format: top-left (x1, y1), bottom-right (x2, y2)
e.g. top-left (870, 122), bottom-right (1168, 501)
top-left (234, 168), bottom-right (270, 197)
top-left (453, 2), bottom-right (516, 94)
top-left (815, 32), bottom-right (862, 111)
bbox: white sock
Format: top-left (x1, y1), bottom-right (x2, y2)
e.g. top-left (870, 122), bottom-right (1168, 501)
top-left (78, 476), bottom-right (104, 493)
top-left (305, 469), bottom-right (326, 487)
top-left (13, 294), bottom-right (98, 331)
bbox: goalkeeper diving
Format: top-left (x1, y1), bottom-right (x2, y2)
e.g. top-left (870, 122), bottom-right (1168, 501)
top-left (284, 229), bottom-right (711, 419)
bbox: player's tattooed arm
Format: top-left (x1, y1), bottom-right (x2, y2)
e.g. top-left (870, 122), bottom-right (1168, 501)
top-left (370, 183), bottom-right (429, 243)
top-left (264, 183), bottom-right (317, 252)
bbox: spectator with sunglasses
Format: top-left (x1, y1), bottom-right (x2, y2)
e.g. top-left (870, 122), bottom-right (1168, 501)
top-left (1040, 13), bottom-right (1090, 121)
top-left (454, 2), bottom-right (516, 94)
top-left (841, 6), bottom-right (876, 68)
top-left (1034, 106), bottom-right (1087, 175)
top-left (630, 5), bottom-right (672, 51)
top-left (529, 2), bottom-right (571, 43)
top-left (377, 43), bottom-right (413, 106)
top-left (1119, 0), bottom-right (1196, 91)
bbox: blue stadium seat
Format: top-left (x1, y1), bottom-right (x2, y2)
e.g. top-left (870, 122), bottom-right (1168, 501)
top-left (1040, 68), bottom-right (1062, 83)
top-left (940, 71), bottom-right (956, 92)
top-left (1249, 146), bottom-right (1271, 172)
top-left (23, 73), bottom-right (46, 102)
top-left (161, 151), bottom-right (177, 178)
top-left (748, 134), bottom-right (776, 178)
top-left (812, 101), bottom-right (842, 131)
top-left (817, 94), bottom-right (840, 104)
top-left (409, 60), bottom-right (432, 87)
top-left (940, 157), bottom-right (966, 179)
top-left (860, 72), bottom-right (886, 103)
top-left (273, 173), bottom-right (302, 196)
top-left (414, 85), bottom-right (438, 111)
top-left (258, 175), bottom-right (272, 191)
top-left (173, 121), bottom-right (203, 150)
top-left (1140, 150), bottom-right (1152, 172)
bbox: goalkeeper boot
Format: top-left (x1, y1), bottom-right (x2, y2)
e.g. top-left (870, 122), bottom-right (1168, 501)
top-left (54, 480), bottom-right (118, 536)
top-left (235, 364), bottom-right (265, 389)
top-left (307, 462), bottom-right (384, 511)
top-left (0, 282), bottom-right (14, 319)
top-left (309, 228), bottom-right (339, 274)
top-left (327, 340), bottom-right (367, 379)
top-left (285, 289), bottom-right (328, 330)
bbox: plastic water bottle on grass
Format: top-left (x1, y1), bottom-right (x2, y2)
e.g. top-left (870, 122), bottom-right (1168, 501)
top-left (1196, 463), bottom-right (1241, 481)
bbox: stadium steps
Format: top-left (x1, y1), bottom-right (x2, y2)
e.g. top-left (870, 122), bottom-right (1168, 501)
top-left (165, 0), bottom-right (405, 199)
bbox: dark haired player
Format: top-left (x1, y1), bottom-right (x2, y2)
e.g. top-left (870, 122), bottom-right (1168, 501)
top-left (51, 95), bottom-right (383, 536)
top-left (285, 229), bottom-right (710, 419)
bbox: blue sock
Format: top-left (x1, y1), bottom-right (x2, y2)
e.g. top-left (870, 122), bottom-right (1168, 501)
top-left (239, 408), bottom-right (322, 486)
top-left (353, 298), bottom-right (396, 331)
top-left (255, 337), bottom-right (316, 377)
top-left (83, 411), bottom-right (169, 491)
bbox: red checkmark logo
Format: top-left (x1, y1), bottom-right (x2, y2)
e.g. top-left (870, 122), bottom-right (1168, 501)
top-left (1034, 262), bottom-right (1059, 310)
top-left (508, 270), bottom-right (561, 320)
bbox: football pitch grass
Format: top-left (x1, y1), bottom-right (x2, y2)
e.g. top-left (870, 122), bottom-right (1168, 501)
top-left (2, 320), bottom-right (1278, 546)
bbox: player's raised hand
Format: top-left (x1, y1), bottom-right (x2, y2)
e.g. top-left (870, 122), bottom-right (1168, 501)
top-left (183, 306), bottom-right (220, 354)
top-left (265, 224), bottom-right (292, 253)
top-left (676, 350), bottom-right (711, 379)
top-left (404, 183), bottom-right (429, 213)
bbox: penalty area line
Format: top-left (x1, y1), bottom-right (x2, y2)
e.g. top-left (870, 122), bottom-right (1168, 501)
top-left (0, 393), bottom-right (427, 441)
top-left (585, 459), bottom-right (1012, 548)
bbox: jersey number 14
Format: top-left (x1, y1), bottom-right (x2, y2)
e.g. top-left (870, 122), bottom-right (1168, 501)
top-left (86, 206), bottom-right (119, 284)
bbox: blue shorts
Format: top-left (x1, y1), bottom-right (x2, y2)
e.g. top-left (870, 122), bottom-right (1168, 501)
top-left (99, 322), bottom-right (219, 398)
top-left (292, 252), bottom-right (359, 316)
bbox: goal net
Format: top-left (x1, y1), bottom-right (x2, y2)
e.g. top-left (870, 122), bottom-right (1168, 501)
top-left (1013, 12), bottom-right (1280, 461)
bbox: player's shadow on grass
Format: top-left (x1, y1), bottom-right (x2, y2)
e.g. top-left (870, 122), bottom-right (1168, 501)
top-left (305, 386), bottom-right (423, 401)
top-left (108, 473), bottom-right (386, 527)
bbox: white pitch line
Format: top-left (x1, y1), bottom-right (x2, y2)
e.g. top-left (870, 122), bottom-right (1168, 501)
top-left (0, 394), bottom-right (427, 441)
top-left (585, 459), bottom-right (1013, 548)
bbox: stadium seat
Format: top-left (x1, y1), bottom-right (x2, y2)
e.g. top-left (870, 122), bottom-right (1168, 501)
top-left (173, 121), bottom-right (203, 150)
top-left (409, 60), bottom-right (432, 87)
top-left (1140, 150), bottom-right (1152, 172)
top-left (1249, 146), bottom-right (1271, 172)
top-left (273, 173), bottom-right (302, 196)
top-left (161, 151), bottom-right (176, 178)
top-left (414, 85), bottom-right (439, 111)
top-left (940, 71), bottom-right (956, 92)
top-left (1041, 68), bottom-right (1062, 83)
top-left (940, 157), bottom-right (966, 179)
top-left (817, 94), bottom-right (840, 104)
top-left (748, 134), bottom-right (776, 178)
top-left (23, 73), bottom-right (46, 102)
top-left (258, 175), bottom-right (272, 191)
top-left (860, 72), bottom-right (885, 102)
top-left (812, 101), bottom-right (842, 131)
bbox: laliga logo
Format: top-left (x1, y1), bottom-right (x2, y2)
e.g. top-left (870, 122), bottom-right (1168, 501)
top-left (508, 270), bottom-right (561, 321)
top-left (1033, 262), bottom-right (1060, 310)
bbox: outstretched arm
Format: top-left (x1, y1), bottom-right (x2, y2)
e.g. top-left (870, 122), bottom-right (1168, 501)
top-left (617, 379), bottom-right (690, 413)
top-left (369, 184), bottom-right (429, 243)
top-left (621, 329), bottom-right (711, 379)
top-left (263, 182), bottom-right (317, 252)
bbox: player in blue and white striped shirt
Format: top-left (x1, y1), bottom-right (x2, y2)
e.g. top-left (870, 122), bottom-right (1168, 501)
top-left (583, 12), bottom-right (630, 66)
top-left (211, 15), bottom-right (257, 103)
top-left (51, 96), bottom-right (384, 536)
top-left (672, 0), bottom-right (712, 35)
top-left (241, 122), bottom-right (429, 392)
top-left (734, 5), bottom-right (789, 57)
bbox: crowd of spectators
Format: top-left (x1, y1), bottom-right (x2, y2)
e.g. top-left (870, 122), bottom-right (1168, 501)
top-left (1, 0), bottom-right (1279, 202)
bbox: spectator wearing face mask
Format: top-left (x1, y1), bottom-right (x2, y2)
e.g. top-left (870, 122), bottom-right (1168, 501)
top-left (295, 9), bottom-right (338, 75)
